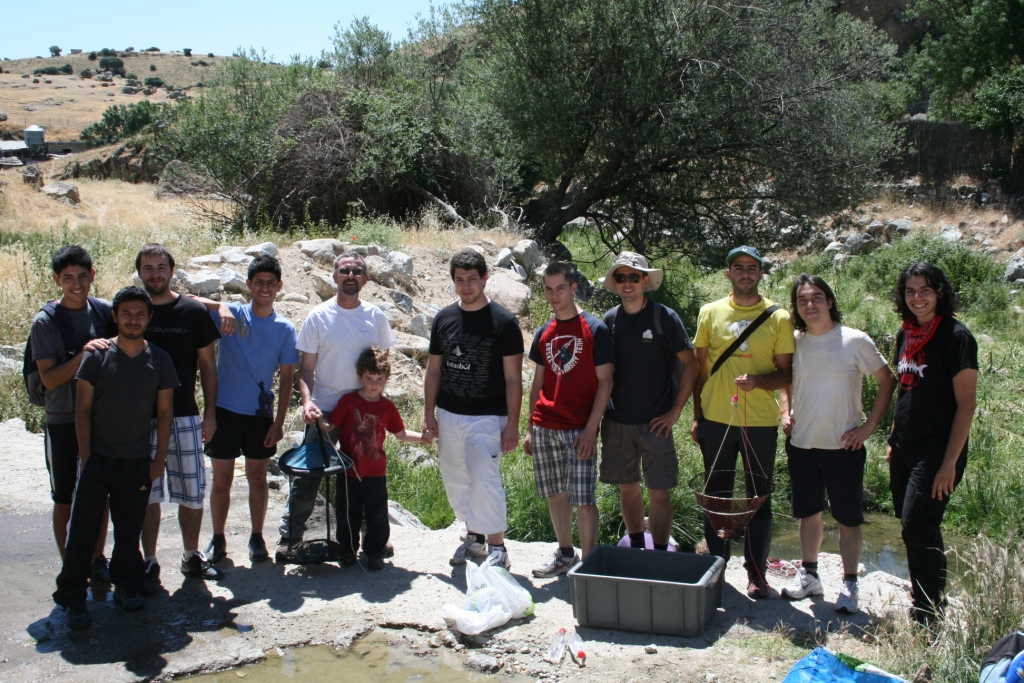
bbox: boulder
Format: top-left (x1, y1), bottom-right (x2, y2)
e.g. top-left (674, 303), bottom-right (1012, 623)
top-left (1005, 257), bottom-right (1024, 282)
top-left (865, 219), bottom-right (885, 238)
top-left (245, 242), bottom-right (279, 258)
top-left (294, 238), bottom-right (345, 265)
top-left (79, 69), bottom-right (93, 79)
top-left (937, 224), bottom-right (963, 242)
top-left (314, 273), bottom-right (337, 300)
top-left (216, 267), bottom-right (249, 294)
top-left (884, 218), bottom-right (914, 241)
top-left (485, 272), bottom-right (531, 315)
top-left (40, 181), bottom-right (80, 205)
top-left (386, 288), bottom-right (413, 313)
top-left (511, 239), bottom-right (544, 273)
top-left (183, 270), bottom-right (221, 297)
top-left (21, 165), bottom-right (43, 186)
top-left (386, 251), bottom-right (414, 279)
top-left (410, 313), bottom-right (432, 340)
top-left (187, 254), bottom-right (222, 269)
top-left (842, 232), bottom-right (877, 254)
top-left (388, 500), bottom-right (429, 529)
top-left (218, 247), bottom-right (251, 265)
top-left (495, 248), bottom-right (514, 269)
top-left (376, 302), bottom-right (403, 325)
top-left (281, 293), bottom-right (309, 303)
top-left (510, 261), bottom-right (528, 280)
top-left (349, 244), bottom-right (381, 257)
top-left (394, 339), bottom-right (430, 363)
top-left (824, 241), bottom-right (844, 253)
top-left (121, 86), bottom-right (138, 95)
top-left (365, 255), bottom-right (398, 289)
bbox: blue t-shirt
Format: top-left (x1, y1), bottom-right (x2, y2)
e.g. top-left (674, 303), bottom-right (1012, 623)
top-left (213, 304), bottom-right (300, 417)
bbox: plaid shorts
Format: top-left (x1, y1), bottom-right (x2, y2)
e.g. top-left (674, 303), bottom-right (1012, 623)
top-left (148, 414), bottom-right (206, 509)
top-left (530, 426), bottom-right (597, 507)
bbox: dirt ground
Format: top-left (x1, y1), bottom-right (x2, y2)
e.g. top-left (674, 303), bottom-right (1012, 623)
top-left (0, 414), bottom-right (911, 683)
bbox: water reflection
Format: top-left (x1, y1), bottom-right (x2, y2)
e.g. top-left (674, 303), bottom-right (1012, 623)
top-left (772, 512), bottom-right (910, 577)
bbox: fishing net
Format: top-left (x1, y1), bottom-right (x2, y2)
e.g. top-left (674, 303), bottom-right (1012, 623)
top-left (279, 475), bottom-right (342, 564)
top-left (689, 470), bottom-right (773, 540)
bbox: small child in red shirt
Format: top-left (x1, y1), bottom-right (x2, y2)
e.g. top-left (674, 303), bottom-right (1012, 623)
top-left (328, 347), bottom-right (427, 570)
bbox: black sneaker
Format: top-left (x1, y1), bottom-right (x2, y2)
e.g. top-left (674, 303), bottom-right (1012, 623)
top-left (205, 535), bottom-right (227, 564)
top-left (248, 535), bottom-right (269, 563)
top-left (367, 555), bottom-right (385, 571)
top-left (181, 552), bottom-right (224, 580)
top-left (91, 556), bottom-right (111, 583)
top-left (340, 552), bottom-right (357, 567)
top-left (275, 536), bottom-right (294, 563)
top-left (68, 602), bottom-right (91, 630)
top-left (141, 560), bottom-right (161, 595)
top-left (113, 586), bottom-right (144, 611)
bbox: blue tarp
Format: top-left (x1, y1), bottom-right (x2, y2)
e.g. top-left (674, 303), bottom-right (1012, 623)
top-left (783, 648), bottom-right (908, 683)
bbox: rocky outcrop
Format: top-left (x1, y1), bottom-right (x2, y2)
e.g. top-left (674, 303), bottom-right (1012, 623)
top-left (40, 181), bottom-right (80, 205)
top-left (61, 144), bottom-right (163, 183)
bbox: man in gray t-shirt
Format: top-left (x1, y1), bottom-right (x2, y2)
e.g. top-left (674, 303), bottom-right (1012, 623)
top-left (29, 245), bottom-right (113, 567)
top-left (53, 286), bottom-right (177, 629)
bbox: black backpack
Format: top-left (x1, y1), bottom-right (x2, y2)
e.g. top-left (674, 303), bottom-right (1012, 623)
top-left (23, 297), bottom-right (114, 407)
top-left (609, 302), bottom-right (683, 399)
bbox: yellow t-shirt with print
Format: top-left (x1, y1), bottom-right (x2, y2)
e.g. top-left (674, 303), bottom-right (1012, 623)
top-left (694, 296), bottom-right (795, 427)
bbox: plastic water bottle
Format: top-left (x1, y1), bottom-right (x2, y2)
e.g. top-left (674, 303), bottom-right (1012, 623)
top-left (566, 631), bottom-right (586, 663)
top-left (546, 628), bottom-right (567, 663)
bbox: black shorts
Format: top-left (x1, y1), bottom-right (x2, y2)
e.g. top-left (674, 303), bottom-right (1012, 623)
top-left (785, 439), bottom-right (865, 527)
top-left (45, 421), bottom-right (80, 505)
top-left (205, 406), bottom-right (276, 460)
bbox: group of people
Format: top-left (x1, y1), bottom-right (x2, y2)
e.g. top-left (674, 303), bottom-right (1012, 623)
top-left (34, 239), bottom-right (976, 632)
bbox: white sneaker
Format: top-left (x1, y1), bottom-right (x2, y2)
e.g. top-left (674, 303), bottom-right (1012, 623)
top-left (450, 538), bottom-right (487, 566)
top-left (532, 549), bottom-right (580, 578)
top-left (835, 579), bottom-right (859, 614)
top-left (781, 567), bottom-right (823, 599)
top-left (485, 546), bottom-right (511, 570)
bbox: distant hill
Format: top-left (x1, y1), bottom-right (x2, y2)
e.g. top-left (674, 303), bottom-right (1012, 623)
top-left (0, 51), bottom-right (227, 139)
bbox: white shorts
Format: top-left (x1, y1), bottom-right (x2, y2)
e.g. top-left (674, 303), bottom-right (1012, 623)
top-left (148, 415), bottom-right (206, 509)
top-left (437, 408), bottom-right (507, 536)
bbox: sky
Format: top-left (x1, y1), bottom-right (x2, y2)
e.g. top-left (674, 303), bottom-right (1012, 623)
top-left (2, 0), bottom-right (441, 61)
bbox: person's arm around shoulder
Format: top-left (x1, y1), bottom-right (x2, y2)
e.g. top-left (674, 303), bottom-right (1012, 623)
top-left (501, 352), bottom-right (523, 453)
top-left (152, 386), bottom-right (173, 481)
top-left (197, 342), bottom-right (218, 443)
top-left (842, 363), bottom-right (897, 450)
top-left (75, 379), bottom-right (95, 467)
top-left (188, 295), bottom-right (236, 335)
top-left (35, 311), bottom-right (110, 390)
top-left (523, 362), bottom-right (544, 456)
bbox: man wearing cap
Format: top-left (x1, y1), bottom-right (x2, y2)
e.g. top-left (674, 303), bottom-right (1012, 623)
top-left (599, 253), bottom-right (698, 552)
top-left (691, 246), bottom-right (794, 599)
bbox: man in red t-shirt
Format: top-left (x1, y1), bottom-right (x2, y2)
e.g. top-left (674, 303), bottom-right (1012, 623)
top-left (524, 262), bottom-right (614, 578)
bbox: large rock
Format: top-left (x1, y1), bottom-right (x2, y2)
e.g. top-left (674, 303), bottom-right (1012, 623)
top-left (155, 159), bottom-right (215, 198)
top-left (410, 313), bottom-right (432, 339)
top-left (824, 241), bottom-right (844, 253)
top-left (386, 289), bottom-right (413, 313)
top-left (21, 165), bottom-right (42, 186)
top-left (40, 181), bottom-right (81, 205)
top-left (865, 219), bottom-right (885, 238)
top-left (511, 239), bottom-right (544, 273)
top-left (314, 273), bottom-right (337, 300)
top-left (843, 232), bottom-right (877, 254)
top-left (218, 247), bottom-right (251, 265)
top-left (388, 500), bottom-right (428, 529)
top-left (216, 267), bottom-right (249, 294)
top-left (495, 248), bottom-right (514, 269)
top-left (294, 238), bottom-right (345, 265)
top-left (884, 218), bottom-right (914, 241)
top-left (183, 270), bottom-right (221, 297)
top-left (187, 254), bottom-right (222, 269)
top-left (386, 251), bottom-right (414, 279)
top-left (485, 272), bottom-right (531, 315)
top-left (375, 302), bottom-right (402, 325)
top-left (1005, 254), bottom-right (1024, 282)
top-left (365, 255), bottom-right (398, 289)
top-left (937, 224), bottom-right (963, 242)
top-left (245, 242), bottom-right (279, 258)
top-left (394, 339), bottom-right (430, 363)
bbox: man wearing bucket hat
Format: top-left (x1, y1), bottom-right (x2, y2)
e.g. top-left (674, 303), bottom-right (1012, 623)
top-left (691, 246), bottom-right (794, 599)
top-left (599, 252), bottom-right (698, 552)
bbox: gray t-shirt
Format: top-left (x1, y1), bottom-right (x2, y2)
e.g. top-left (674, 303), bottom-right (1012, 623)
top-left (29, 300), bottom-right (112, 424)
top-left (75, 341), bottom-right (179, 459)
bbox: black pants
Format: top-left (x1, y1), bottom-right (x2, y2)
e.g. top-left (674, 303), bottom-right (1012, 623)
top-left (53, 453), bottom-right (151, 607)
top-left (889, 443), bottom-right (966, 613)
top-left (696, 419), bottom-right (777, 572)
top-left (335, 475), bottom-right (389, 558)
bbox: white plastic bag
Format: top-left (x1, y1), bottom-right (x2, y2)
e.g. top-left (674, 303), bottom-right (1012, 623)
top-left (440, 561), bottom-right (536, 635)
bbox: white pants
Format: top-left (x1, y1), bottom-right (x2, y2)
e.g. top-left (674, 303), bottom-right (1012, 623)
top-left (437, 408), bottom-right (507, 536)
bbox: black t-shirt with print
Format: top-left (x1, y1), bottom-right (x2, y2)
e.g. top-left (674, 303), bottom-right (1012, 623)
top-left (429, 301), bottom-right (524, 416)
top-left (145, 294), bottom-right (220, 417)
top-left (889, 316), bottom-right (978, 453)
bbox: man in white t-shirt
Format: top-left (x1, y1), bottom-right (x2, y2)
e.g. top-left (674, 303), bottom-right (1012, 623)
top-left (780, 274), bottom-right (896, 614)
top-left (276, 251), bottom-right (397, 560)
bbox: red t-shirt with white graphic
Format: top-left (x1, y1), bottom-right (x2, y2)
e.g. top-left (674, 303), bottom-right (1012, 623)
top-left (528, 311), bottom-right (614, 431)
top-left (328, 391), bottom-right (405, 478)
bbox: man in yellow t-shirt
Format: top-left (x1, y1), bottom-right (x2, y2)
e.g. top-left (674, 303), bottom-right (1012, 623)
top-left (690, 246), bottom-right (794, 599)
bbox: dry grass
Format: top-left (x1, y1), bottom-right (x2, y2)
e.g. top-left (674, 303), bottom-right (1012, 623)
top-left (0, 53), bottom-right (227, 136)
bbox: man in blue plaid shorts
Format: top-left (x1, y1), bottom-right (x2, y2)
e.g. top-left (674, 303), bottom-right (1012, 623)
top-left (523, 262), bottom-right (614, 578)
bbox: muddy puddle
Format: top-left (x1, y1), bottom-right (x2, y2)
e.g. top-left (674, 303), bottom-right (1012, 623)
top-left (192, 631), bottom-right (530, 682)
top-left (772, 512), bottom-right (910, 577)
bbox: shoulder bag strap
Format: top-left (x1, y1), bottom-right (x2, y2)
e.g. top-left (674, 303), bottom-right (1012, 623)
top-left (709, 304), bottom-right (779, 378)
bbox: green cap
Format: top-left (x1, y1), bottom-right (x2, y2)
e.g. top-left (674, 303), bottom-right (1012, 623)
top-left (726, 245), bottom-right (763, 267)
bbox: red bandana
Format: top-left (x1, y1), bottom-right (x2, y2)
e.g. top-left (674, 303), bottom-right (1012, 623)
top-left (899, 315), bottom-right (942, 389)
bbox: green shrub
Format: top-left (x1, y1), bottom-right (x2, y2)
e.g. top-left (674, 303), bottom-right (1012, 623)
top-left (49, 45), bottom-right (61, 57)
top-left (33, 66), bottom-right (61, 76)
top-left (80, 100), bottom-right (165, 147)
top-left (207, 52), bottom-right (214, 58)
top-left (88, 51), bottom-right (97, 61)
top-left (98, 48), bottom-right (116, 57)
top-left (144, 76), bottom-right (164, 87)
top-left (125, 72), bottom-right (136, 80)
top-left (183, 48), bottom-right (192, 57)
top-left (145, 47), bottom-right (160, 52)
top-left (149, 64), bottom-right (156, 71)
top-left (98, 56), bottom-right (125, 76)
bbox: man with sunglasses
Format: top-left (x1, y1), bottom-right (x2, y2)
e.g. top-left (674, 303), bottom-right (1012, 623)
top-left (690, 246), bottom-right (794, 599)
top-left (599, 252), bottom-right (698, 553)
top-left (276, 251), bottom-right (397, 561)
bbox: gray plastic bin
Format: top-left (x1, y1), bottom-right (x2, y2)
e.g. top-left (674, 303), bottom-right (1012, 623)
top-left (567, 546), bottom-right (725, 637)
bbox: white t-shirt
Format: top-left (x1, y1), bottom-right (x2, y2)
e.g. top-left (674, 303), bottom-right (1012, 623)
top-left (296, 299), bottom-right (397, 412)
top-left (790, 324), bottom-right (887, 450)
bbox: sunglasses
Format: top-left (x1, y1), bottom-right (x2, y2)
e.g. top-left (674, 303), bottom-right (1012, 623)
top-left (613, 273), bottom-right (643, 284)
top-left (335, 267), bottom-right (365, 276)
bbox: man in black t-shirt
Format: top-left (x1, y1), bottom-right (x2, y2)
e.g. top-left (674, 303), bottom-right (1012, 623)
top-left (424, 249), bottom-right (524, 569)
top-left (888, 262), bottom-right (978, 626)
top-left (598, 252), bottom-right (698, 555)
top-left (54, 286), bottom-right (178, 629)
top-left (135, 244), bottom-right (223, 588)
